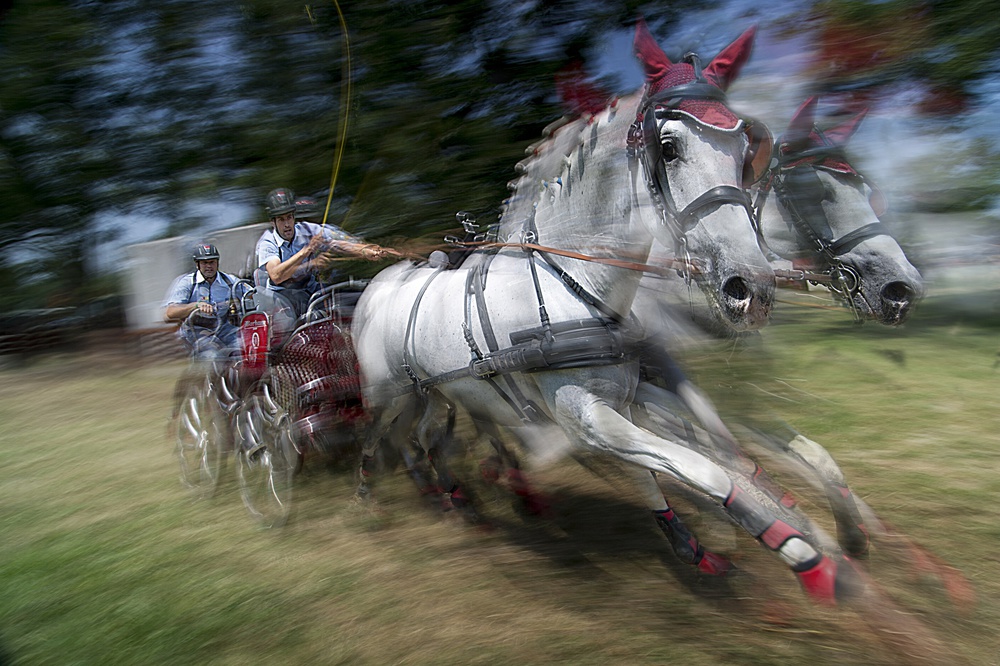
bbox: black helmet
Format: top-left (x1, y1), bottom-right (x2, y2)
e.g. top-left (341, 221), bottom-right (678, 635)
top-left (192, 243), bottom-right (220, 262)
top-left (294, 196), bottom-right (320, 222)
top-left (265, 188), bottom-right (296, 218)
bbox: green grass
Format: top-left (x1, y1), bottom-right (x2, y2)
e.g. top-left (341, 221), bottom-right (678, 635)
top-left (0, 288), bottom-right (997, 665)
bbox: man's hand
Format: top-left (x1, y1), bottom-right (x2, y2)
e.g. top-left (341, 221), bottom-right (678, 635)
top-left (193, 302), bottom-right (215, 315)
top-left (359, 244), bottom-right (397, 261)
top-left (307, 233), bottom-right (331, 254)
top-left (311, 253), bottom-right (335, 271)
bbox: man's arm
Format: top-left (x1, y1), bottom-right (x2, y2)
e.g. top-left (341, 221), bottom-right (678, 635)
top-left (164, 301), bottom-right (213, 322)
top-left (163, 274), bottom-right (214, 323)
top-left (264, 233), bottom-right (328, 286)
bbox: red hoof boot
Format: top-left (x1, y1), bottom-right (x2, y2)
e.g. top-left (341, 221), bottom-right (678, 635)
top-left (521, 492), bottom-right (552, 518)
top-left (696, 550), bottom-right (734, 577)
top-left (479, 456), bottom-right (502, 483)
top-left (449, 486), bottom-right (472, 510)
top-left (795, 555), bottom-right (860, 606)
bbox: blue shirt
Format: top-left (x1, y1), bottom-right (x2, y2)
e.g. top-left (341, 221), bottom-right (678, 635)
top-left (163, 269), bottom-right (246, 349)
top-left (255, 221), bottom-right (358, 293)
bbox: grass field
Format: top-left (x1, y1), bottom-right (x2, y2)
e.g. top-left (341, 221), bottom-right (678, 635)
top-left (0, 283), bottom-right (997, 665)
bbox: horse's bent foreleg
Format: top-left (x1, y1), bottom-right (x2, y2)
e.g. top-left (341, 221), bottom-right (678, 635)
top-left (748, 428), bottom-right (871, 558)
top-left (635, 380), bottom-right (796, 508)
top-left (553, 384), bottom-right (859, 604)
top-left (786, 433), bottom-right (870, 557)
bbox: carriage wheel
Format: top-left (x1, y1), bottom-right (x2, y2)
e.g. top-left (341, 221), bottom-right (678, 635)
top-left (235, 393), bottom-right (298, 528)
top-left (174, 379), bottom-right (224, 499)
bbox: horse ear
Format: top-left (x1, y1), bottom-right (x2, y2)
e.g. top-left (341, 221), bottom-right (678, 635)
top-left (633, 18), bottom-right (672, 84)
top-left (703, 25), bottom-right (756, 91)
top-left (784, 96), bottom-right (819, 147)
top-left (824, 107), bottom-right (868, 145)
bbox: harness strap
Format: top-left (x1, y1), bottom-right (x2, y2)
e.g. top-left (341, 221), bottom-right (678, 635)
top-left (536, 251), bottom-right (632, 327)
top-left (828, 222), bottom-right (888, 255)
top-left (401, 267), bottom-right (446, 391)
top-left (470, 259), bottom-right (547, 423)
top-left (673, 185), bottom-right (754, 232)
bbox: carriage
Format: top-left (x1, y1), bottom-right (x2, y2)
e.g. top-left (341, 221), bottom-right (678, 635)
top-left (231, 279), bottom-right (370, 527)
top-left (172, 277), bottom-right (370, 528)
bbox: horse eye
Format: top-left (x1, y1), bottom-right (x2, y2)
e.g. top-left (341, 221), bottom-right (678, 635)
top-left (660, 139), bottom-right (678, 161)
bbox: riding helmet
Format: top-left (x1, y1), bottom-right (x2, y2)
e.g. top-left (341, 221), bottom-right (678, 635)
top-left (265, 188), bottom-right (296, 218)
top-left (294, 196), bottom-right (320, 222)
top-left (192, 243), bottom-right (220, 262)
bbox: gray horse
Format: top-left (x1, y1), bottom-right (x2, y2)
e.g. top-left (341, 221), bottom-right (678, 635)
top-left (353, 22), bottom-right (860, 605)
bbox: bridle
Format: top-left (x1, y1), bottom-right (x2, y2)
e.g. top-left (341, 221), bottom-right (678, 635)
top-left (753, 128), bottom-right (892, 315)
top-left (627, 52), bottom-right (758, 285)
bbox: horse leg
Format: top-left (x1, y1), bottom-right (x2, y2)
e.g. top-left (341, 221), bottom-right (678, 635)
top-left (785, 433), bottom-right (870, 557)
top-left (415, 395), bottom-right (476, 516)
top-left (749, 427), bottom-right (870, 558)
top-left (356, 396), bottom-right (414, 499)
top-left (473, 418), bottom-right (551, 517)
top-left (568, 436), bottom-right (734, 576)
top-left (552, 384), bottom-right (859, 605)
top-left (636, 372), bottom-right (797, 508)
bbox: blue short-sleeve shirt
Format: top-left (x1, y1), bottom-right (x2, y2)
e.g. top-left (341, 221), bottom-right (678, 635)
top-left (163, 269), bottom-right (246, 349)
top-left (255, 221), bottom-right (358, 292)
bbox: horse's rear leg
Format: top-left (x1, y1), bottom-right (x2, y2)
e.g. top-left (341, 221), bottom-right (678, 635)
top-left (554, 384), bottom-right (860, 605)
top-left (356, 396), bottom-right (415, 499)
top-left (413, 395), bottom-right (485, 521)
top-left (474, 419), bottom-right (551, 517)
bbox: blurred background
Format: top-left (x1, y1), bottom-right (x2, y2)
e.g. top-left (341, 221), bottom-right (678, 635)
top-left (0, 0), bottom-right (998, 338)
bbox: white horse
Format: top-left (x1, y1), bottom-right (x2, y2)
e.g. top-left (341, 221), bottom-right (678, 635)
top-left (756, 96), bottom-right (923, 323)
top-left (353, 22), bottom-right (859, 605)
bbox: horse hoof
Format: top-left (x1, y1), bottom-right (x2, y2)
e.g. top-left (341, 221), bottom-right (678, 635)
top-left (796, 555), bottom-right (862, 606)
top-left (697, 551), bottom-right (734, 577)
top-left (842, 524), bottom-right (871, 560)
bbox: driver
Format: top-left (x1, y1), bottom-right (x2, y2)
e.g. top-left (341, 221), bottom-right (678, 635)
top-left (163, 243), bottom-right (245, 360)
top-left (254, 187), bottom-right (389, 322)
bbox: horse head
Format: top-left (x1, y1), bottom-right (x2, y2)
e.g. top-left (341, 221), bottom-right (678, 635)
top-left (633, 20), bottom-right (775, 331)
top-left (758, 97), bottom-right (923, 325)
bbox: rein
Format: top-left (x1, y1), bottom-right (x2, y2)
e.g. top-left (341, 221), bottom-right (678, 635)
top-left (444, 239), bottom-right (702, 277)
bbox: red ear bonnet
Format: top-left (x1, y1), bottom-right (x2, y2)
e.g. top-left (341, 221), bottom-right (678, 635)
top-left (634, 21), bottom-right (756, 130)
top-left (780, 97), bottom-right (869, 175)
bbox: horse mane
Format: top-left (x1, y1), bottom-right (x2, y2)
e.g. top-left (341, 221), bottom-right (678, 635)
top-left (497, 108), bottom-right (604, 241)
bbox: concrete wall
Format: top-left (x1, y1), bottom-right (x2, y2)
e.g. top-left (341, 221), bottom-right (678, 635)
top-left (124, 224), bottom-right (269, 330)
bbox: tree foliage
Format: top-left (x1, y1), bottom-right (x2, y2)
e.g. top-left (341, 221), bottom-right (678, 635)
top-left (1, 0), bottom-right (998, 309)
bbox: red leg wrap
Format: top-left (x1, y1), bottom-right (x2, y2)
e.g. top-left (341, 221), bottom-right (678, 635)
top-left (795, 555), bottom-right (848, 606)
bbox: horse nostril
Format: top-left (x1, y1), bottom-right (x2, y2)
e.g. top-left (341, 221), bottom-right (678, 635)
top-left (881, 281), bottom-right (913, 305)
top-left (722, 276), bottom-right (751, 302)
